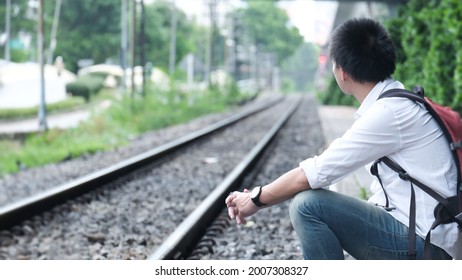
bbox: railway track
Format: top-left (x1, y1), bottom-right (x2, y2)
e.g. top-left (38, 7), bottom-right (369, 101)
top-left (0, 97), bottom-right (282, 230)
top-left (149, 99), bottom-right (300, 260)
top-left (0, 94), bottom-right (323, 260)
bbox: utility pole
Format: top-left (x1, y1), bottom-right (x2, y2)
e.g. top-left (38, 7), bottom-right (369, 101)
top-left (38, 0), bottom-right (48, 131)
top-left (168, 0), bottom-right (178, 78)
top-left (205, 0), bottom-right (217, 87)
top-left (121, 0), bottom-right (128, 94)
top-left (226, 14), bottom-right (236, 79)
top-left (250, 45), bottom-right (256, 85)
top-left (140, 0), bottom-right (146, 96)
top-left (130, 0), bottom-right (137, 95)
top-left (5, 0), bottom-right (11, 61)
top-left (47, 0), bottom-right (62, 65)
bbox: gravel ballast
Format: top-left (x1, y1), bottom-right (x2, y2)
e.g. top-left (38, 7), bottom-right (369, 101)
top-left (0, 93), bottom-right (326, 260)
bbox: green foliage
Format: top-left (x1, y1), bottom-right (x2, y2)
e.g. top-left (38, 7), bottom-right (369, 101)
top-left (281, 78), bottom-right (296, 94)
top-left (10, 49), bottom-right (29, 62)
top-left (281, 43), bottom-right (320, 92)
top-left (106, 89), bottom-right (228, 134)
top-left (0, 1), bottom-right (35, 62)
top-left (143, 1), bottom-right (196, 73)
top-left (0, 97), bottom-right (85, 120)
top-left (386, 0), bottom-right (462, 113)
top-left (237, 1), bottom-right (304, 65)
top-left (359, 187), bottom-right (370, 201)
top-left (66, 75), bottom-right (105, 102)
top-left (47, 0), bottom-right (197, 75)
top-left (54, 0), bottom-right (120, 73)
top-left (0, 1), bottom-right (34, 31)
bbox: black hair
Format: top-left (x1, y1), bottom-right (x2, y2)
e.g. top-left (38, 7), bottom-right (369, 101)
top-left (329, 18), bottom-right (396, 83)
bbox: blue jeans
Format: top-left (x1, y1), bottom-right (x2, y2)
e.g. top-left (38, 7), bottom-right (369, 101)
top-left (289, 189), bottom-right (452, 260)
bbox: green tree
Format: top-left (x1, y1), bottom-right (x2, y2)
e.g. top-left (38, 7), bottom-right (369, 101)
top-left (54, 0), bottom-right (120, 73)
top-left (386, 0), bottom-right (462, 112)
top-left (52, 0), bottom-right (196, 75)
top-left (143, 1), bottom-right (195, 73)
top-left (0, 0), bottom-right (35, 62)
top-left (237, 1), bottom-right (303, 65)
top-left (281, 42), bottom-right (319, 92)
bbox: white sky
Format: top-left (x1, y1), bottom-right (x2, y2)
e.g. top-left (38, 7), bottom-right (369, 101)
top-left (280, 0), bottom-right (338, 45)
top-left (148, 0), bottom-right (338, 45)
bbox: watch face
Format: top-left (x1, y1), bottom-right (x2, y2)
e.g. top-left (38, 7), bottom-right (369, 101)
top-left (250, 187), bottom-right (260, 199)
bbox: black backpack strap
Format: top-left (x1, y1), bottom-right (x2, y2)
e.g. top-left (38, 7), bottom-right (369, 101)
top-left (373, 156), bottom-right (461, 259)
top-left (380, 158), bottom-right (450, 206)
top-left (372, 157), bottom-right (417, 259)
top-left (379, 88), bottom-right (425, 103)
top-left (370, 159), bottom-right (395, 211)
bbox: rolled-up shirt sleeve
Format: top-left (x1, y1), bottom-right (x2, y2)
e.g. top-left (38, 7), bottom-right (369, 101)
top-left (299, 156), bottom-right (330, 189)
top-left (299, 136), bottom-right (361, 189)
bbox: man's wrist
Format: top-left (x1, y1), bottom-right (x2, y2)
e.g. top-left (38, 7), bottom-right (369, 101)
top-left (250, 186), bottom-right (267, 207)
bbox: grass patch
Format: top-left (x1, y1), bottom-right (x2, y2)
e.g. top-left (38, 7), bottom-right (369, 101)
top-left (0, 96), bottom-right (86, 120)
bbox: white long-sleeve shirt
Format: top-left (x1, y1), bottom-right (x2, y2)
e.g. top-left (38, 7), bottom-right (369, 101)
top-left (300, 78), bottom-right (462, 259)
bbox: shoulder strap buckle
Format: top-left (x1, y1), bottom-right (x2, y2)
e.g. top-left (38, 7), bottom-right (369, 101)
top-left (450, 141), bottom-right (462, 150)
top-left (399, 172), bottom-right (410, 181)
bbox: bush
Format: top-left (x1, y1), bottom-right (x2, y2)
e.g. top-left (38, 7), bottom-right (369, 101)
top-left (11, 49), bottom-right (29, 62)
top-left (66, 82), bottom-right (90, 101)
top-left (386, 0), bottom-right (462, 113)
top-left (66, 75), bottom-right (105, 102)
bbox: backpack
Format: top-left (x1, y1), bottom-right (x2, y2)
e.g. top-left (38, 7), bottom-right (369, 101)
top-left (370, 86), bottom-right (462, 259)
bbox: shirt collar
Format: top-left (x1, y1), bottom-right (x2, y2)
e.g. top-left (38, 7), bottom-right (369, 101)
top-left (354, 78), bottom-right (404, 120)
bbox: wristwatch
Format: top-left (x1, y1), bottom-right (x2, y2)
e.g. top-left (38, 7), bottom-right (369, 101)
top-left (250, 186), bottom-right (267, 207)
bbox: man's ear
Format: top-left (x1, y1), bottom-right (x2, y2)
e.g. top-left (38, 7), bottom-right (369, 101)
top-left (339, 67), bottom-right (349, 82)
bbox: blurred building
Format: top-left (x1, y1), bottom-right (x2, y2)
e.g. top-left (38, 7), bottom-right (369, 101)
top-left (0, 60), bottom-right (76, 109)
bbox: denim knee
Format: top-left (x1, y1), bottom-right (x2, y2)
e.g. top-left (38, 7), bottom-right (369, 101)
top-left (289, 189), bottom-right (324, 224)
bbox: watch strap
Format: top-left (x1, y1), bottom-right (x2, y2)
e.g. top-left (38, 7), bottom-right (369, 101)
top-left (251, 186), bottom-right (267, 207)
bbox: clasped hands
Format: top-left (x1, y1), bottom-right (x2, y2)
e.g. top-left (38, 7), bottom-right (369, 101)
top-left (225, 188), bottom-right (259, 225)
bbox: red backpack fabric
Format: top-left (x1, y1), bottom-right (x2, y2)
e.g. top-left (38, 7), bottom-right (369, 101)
top-left (425, 97), bottom-right (462, 177)
top-left (371, 86), bottom-right (462, 259)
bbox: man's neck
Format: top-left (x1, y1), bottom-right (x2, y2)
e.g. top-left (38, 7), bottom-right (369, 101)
top-left (351, 82), bottom-right (377, 103)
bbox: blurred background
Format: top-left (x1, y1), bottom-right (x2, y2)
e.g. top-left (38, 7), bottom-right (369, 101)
top-left (0, 0), bottom-right (461, 176)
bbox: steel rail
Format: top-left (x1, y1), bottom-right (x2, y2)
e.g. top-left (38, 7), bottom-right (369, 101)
top-left (0, 97), bottom-right (283, 230)
top-left (148, 97), bottom-right (301, 260)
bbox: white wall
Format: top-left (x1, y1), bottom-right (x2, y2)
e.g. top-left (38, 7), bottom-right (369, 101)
top-left (0, 62), bottom-right (68, 109)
